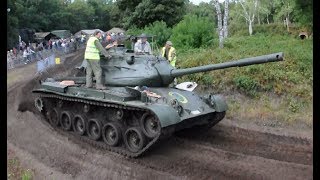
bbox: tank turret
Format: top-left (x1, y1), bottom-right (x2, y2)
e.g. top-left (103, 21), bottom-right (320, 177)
top-left (60, 50), bottom-right (283, 87)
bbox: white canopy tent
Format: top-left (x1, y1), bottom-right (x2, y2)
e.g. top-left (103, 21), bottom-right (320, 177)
top-left (75, 29), bottom-right (105, 37)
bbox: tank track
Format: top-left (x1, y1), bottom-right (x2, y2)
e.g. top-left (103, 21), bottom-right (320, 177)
top-left (36, 93), bottom-right (167, 158)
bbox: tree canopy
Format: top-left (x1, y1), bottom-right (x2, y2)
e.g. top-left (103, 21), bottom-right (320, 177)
top-left (7, 0), bottom-right (313, 49)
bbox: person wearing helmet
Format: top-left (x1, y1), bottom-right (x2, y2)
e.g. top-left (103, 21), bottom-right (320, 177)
top-left (161, 41), bottom-right (176, 67)
top-left (134, 33), bottom-right (152, 54)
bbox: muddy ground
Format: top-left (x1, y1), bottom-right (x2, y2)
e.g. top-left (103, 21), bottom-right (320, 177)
top-left (7, 50), bottom-right (313, 180)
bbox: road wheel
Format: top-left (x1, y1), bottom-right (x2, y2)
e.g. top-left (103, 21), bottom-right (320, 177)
top-left (49, 108), bottom-right (60, 127)
top-left (140, 113), bottom-right (161, 138)
top-left (124, 127), bottom-right (146, 153)
top-left (102, 123), bottom-right (122, 146)
top-left (73, 115), bottom-right (86, 136)
top-left (87, 119), bottom-right (102, 141)
top-left (60, 111), bottom-right (73, 131)
top-left (34, 97), bottom-right (44, 112)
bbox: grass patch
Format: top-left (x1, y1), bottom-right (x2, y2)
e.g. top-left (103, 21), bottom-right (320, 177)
top-left (8, 149), bottom-right (34, 180)
top-left (21, 169), bottom-right (33, 180)
top-left (226, 93), bottom-right (312, 128)
top-left (177, 34), bottom-right (312, 98)
top-left (176, 34), bottom-right (312, 127)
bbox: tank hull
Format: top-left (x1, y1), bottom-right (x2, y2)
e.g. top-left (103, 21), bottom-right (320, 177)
top-left (33, 82), bottom-right (226, 157)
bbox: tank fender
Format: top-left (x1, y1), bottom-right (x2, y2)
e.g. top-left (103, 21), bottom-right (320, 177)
top-left (210, 94), bottom-right (228, 112)
top-left (145, 104), bottom-right (181, 128)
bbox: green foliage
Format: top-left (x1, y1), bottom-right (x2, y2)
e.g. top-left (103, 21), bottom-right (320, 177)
top-left (253, 23), bottom-right (289, 36)
top-left (119, 0), bottom-right (187, 28)
top-left (171, 15), bottom-right (216, 49)
top-left (21, 169), bottom-right (33, 180)
top-left (87, 0), bottom-right (112, 30)
top-left (273, 0), bottom-right (296, 22)
top-left (228, 22), bottom-right (248, 37)
top-left (15, 0), bottom-right (64, 31)
top-left (185, 2), bottom-right (216, 21)
top-left (178, 32), bottom-right (312, 101)
top-left (144, 21), bottom-right (172, 48)
top-left (202, 74), bottom-right (214, 85)
top-left (66, 0), bottom-right (95, 32)
top-left (117, 0), bottom-right (142, 12)
top-left (108, 4), bottom-right (123, 28)
top-left (234, 75), bottom-right (259, 96)
top-left (7, 0), bottom-right (313, 51)
top-left (127, 21), bottom-right (172, 48)
top-left (7, 0), bottom-right (22, 48)
top-left (7, 0), bottom-right (116, 48)
top-left (288, 98), bottom-right (301, 113)
top-left (7, 14), bottom-right (19, 49)
top-left (292, 0), bottom-right (313, 30)
top-left (229, 0), bottom-right (312, 36)
top-left (126, 26), bottom-right (143, 36)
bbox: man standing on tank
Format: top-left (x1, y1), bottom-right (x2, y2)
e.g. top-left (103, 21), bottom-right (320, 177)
top-left (85, 30), bottom-right (110, 90)
top-left (134, 33), bottom-right (152, 54)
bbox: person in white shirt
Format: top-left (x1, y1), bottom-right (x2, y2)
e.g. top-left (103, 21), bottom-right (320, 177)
top-left (134, 33), bottom-right (152, 54)
top-left (23, 49), bottom-right (29, 64)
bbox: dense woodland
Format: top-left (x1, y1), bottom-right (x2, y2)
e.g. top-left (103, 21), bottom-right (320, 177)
top-left (7, 0), bottom-right (312, 48)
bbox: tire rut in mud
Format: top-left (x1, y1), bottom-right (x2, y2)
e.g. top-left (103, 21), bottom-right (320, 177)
top-left (119, 122), bottom-right (313, 179)
top-left (124, 135), bottom-right (312, 180)
top-left (175, 124), bottom-right (312, 166)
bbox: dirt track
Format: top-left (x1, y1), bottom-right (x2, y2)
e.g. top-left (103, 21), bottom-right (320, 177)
top-left (7, 50), bottom-right (313, 180)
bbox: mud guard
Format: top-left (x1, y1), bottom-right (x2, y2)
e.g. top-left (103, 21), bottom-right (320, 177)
top-left (211, 95), bottom-right (228, 112)
top-left (145, 104), bottom-right (181, 128)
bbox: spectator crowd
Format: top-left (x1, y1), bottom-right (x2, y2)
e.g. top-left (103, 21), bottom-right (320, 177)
top-left (7, 36), bottom-right (85, 70)
top-left (7, 31), bottom-right (125, 70)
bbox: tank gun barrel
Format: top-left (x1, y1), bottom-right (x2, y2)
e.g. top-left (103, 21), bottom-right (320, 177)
top-left (171, 52), bottom-right (284, 77)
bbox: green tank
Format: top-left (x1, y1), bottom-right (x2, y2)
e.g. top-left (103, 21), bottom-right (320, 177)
top-left (32, 46), bottom-right (284, 157)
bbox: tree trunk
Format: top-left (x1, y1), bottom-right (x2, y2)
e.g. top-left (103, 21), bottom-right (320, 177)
top-left (214, 0), bottom-right (224, 48)
top-left (223, 0), bottom-right (229, 38)
top-left (286, 16), bottom-right (290, 32)
top-left (249, 21), bottom-right (253, 35)
top-left (267, 14), bottom-right (269, 24)
top-left (239, 0), bottom-right (257, 36)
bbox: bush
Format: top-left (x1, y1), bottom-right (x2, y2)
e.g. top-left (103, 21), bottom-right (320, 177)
top-left (253, 23), bottom-right (289, 36)
top-left (228, 22), bottom-right (248, 37)
top-left (234, 75), bottom-right (260, 96)
top-left (144, 21), bottom-right (172, 48)
top-left (126, 21), bottom-right (172, 50)
top-left (171, 15), bottom-right (216, 49)
top-left (229, 23), bottom-right (302, 37)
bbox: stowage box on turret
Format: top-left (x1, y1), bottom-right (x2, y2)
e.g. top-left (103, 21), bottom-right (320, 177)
top-left (33, 46), bottom-right (284, 157)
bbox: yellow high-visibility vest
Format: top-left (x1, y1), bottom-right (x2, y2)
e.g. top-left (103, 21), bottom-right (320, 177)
top-left (85, 36), bottom-right (100, 60)
top-left (161, 47), bottom-right (176, 67)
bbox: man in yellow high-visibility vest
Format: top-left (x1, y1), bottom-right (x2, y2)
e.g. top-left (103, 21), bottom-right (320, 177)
top-left (161, 41), bottom-right (178, 85)
top-left (85, 30), bottom-right (110, 90)
top-left (161, 41), bottom-right (176, 67)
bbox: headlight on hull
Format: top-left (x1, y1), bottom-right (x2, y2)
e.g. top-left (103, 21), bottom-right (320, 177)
top-left (207, 94), bottom-right (228, 112)
top-left (170, 99), bottom-right (183, 116)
